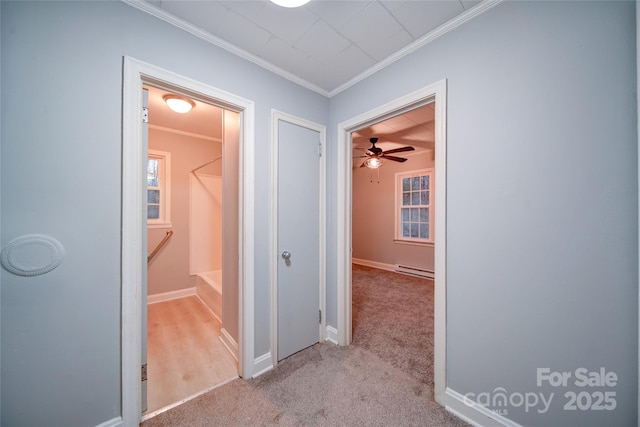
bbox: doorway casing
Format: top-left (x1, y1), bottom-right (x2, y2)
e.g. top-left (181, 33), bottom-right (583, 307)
top-left (121, 56), bottom-right (255, 426)
top-left (336, 79), bottom-right (447, 398)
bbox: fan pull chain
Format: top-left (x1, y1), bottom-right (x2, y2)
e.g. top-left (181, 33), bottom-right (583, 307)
top-left (370, 168), bottom-right (380, 184)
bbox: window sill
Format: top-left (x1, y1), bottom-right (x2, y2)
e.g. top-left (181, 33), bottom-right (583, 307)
top-left (393, 239), bottom-right (434, 247)
top-left (148, 222), bottom-right (173, 229)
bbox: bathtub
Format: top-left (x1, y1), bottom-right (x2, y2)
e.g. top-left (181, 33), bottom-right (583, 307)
top-left (196, 270), bottom-right (222, 323)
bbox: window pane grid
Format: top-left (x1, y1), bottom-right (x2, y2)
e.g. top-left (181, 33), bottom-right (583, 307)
top-left (399, 172), bottom-right (431, 241)
top-left (147, 151), bottom-right (170, 224)
top-left (147, 159), bottom-right (159, 187)
top-left (147, 158), bottom-right (161, 221)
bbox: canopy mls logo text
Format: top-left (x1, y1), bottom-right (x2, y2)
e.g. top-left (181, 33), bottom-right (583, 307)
top-left (463, 367), bottom-right (618, 416)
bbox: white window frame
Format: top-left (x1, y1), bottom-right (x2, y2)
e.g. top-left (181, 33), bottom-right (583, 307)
top-left (394, 168), bottom-right (433, 245)
top-left (147, 149), bottom-right (172, 228)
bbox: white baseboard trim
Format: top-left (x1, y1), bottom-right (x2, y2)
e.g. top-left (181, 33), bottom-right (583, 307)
top-left (196, 293), bottom-right (222, 324)
top-left (147, 287), bottom-right (196, 304)
top-left (325, 325), bottom-right (339, 345)
top-left (94, 416), bottom-right (123, 427)
top-left (252, 352), bottom-right (274, 378)
top-left (438, 387), bottom-right (522, 427)
top-left (351, 258), bottom-right (395, 272)
top-left (220, 328), bottom-right (239, 363)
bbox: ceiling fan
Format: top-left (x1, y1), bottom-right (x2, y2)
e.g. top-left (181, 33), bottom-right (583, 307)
top-left (355, 137), bottom-right (415, 169)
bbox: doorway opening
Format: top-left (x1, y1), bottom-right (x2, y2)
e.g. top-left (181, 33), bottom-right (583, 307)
top-left (336, 80), bottom-right (447, 399)
top-left (122, 57), bottom-right (256, 426)
top-left (350, 102), bottom-right (436, 384)
top-left (142, 84), bottom-right (239, 417)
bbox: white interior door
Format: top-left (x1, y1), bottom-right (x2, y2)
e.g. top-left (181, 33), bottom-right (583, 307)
top-left (277, 119), bottom-right (321, 361)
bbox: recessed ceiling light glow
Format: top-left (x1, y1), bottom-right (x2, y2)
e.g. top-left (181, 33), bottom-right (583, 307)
top-left (163, 94), bottom-right (195, 113)
top-left (270, 0), bottom-right (310, 7)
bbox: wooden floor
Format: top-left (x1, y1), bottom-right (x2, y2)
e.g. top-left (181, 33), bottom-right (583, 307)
top-left (146, 296), bottom-right (238, 414)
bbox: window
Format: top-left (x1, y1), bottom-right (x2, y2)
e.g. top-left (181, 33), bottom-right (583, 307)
top-left (147, 150), bottom-right (171, 228)
top-left (395, 169), bottom-right (433, 244)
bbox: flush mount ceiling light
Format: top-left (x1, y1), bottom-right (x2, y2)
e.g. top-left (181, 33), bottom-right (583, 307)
top-left (163, 94), bottom-right (195, 113)
top-left (270, 0), bottom-right (310, 7)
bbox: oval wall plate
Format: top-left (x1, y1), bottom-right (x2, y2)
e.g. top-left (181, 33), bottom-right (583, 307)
top-left (1, 234), bottom-right (65, 276)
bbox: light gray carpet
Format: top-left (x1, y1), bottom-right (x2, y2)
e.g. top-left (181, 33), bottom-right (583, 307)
top-left (142, 264), bottom-right (468, 427)
top-left (352, 264), bottom-right (436, 389)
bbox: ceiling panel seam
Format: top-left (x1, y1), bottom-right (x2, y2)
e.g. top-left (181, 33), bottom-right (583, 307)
top-left (121, 0), bottom-right (504, 98)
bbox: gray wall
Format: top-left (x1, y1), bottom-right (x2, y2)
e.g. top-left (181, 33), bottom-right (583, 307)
top-left (328, 1), bottom-right (637, 425)
top-left (0, 1), bottom-right (327, 426)
top-left (1, 0), bottom-right (637, 426)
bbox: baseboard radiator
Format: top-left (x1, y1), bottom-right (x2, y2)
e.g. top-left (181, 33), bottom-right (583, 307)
top-left (395, 264), bottom-right (434, 279)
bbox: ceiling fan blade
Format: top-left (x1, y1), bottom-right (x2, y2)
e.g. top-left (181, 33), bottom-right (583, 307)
top-left (383, 155), bottom-right (408, 163)
top-left (383, 146), bottom-right (415, 155)
top-left (360, 162), bottom-right (368, 168)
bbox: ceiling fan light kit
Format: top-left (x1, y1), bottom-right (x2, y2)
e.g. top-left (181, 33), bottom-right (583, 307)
top-left (356, 137), bottom-right (415, 169)
top-left (364, 157), bottom-right (383, 169)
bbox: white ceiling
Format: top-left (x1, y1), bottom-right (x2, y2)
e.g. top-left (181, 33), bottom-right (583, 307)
top-left (352, 102), bottom-right (434, 167)
top-left (130, 0), bottom-right (484, 96)
top-left (138, 1), bottom-right (457, 159)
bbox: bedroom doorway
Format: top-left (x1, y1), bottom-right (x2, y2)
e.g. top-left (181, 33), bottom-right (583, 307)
top-left (349, 102), bottom-right (436, 385)
top-left (336, 80), bottom-right (447, 397)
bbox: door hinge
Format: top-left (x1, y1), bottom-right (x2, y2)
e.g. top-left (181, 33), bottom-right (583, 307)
top-left (319, 309), bottom-right (322, 323)
top-left (142, 107), bottom-right (149, 123)
top-left (141, 363), bottom-right (148, 382)
top-left (318, 142), bottom-right (322, 157)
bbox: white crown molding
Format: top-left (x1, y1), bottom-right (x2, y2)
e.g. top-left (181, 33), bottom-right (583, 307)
top-left (120, 0), bottom-right (330, 97)
top-left (123, 0), bottom-right (502, 99)
top-left (329, 0), bottom-right (505, 97)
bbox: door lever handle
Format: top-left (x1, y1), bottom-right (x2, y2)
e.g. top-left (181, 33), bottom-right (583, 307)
top-left (281, 251), bottom-right (291, 260)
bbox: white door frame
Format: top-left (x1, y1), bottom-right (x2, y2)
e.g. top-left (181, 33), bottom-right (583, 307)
top-left (270, 110), bottom-right (326, 368)
top-left (121, 56), bottom-right (255, 426)
top-left (336, 79), bottom-right (447, 394)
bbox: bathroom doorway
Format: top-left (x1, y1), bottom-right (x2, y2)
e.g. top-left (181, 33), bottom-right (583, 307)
top-left (122, 57), bottom-right (255, 424)
top-left (143, 84), bottom-right (239, 417)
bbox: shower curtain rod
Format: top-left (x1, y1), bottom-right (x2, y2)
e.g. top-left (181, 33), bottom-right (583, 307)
top-left (191, 155), bottom-right (222, 174)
